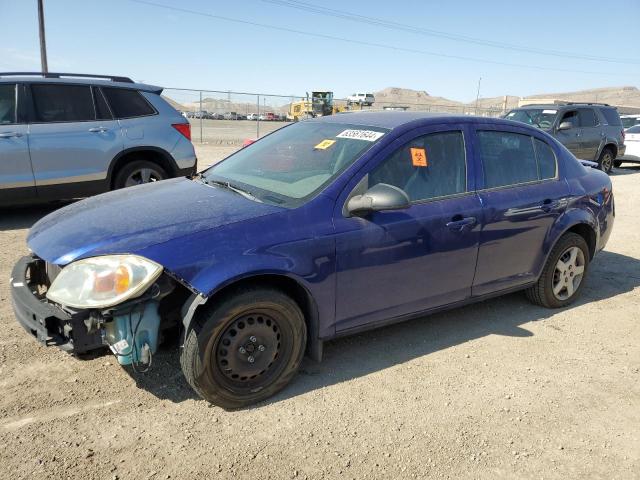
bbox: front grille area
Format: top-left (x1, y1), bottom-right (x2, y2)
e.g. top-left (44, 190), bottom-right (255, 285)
top-left (45, 262), bottom-right (62, 284)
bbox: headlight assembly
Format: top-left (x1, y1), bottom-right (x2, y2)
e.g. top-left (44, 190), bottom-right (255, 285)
top-left (46, 255), bottom-right (163, 309)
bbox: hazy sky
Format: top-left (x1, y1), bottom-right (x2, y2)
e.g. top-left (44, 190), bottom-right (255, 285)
top-left (1, 0), bottom-right (639, 102)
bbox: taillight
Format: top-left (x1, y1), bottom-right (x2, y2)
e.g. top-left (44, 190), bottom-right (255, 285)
top-left (621, 129), bottom-right (625, 141)
top-left (172, 123), bottom-right (191, 141)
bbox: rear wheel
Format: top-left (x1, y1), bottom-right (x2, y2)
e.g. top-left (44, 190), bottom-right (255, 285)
top-left (113, 160), bottom-right (167, 189)
top-left (526, 233), bottom-right (590, 308)
top-left (597, 148), bottom-right (614, 174)
top-left (181, 287), bottom-right (307, 409)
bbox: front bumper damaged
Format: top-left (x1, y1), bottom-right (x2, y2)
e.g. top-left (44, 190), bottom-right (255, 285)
top-left (10, 255), bottom-right (103, 354)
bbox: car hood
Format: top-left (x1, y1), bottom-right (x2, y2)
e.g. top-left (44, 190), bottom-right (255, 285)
top-left (27, 177), bottom-right (283, 265)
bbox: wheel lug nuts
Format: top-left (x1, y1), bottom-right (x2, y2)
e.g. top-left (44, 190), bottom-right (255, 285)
top-left (258, 345), bottom-right (265, 352)
top-left (239, 347), bottom-right (246, 354)
top-left (250, 336), bottom-right (257, 343)
top-left (247, 356), bottom-right (255, 363)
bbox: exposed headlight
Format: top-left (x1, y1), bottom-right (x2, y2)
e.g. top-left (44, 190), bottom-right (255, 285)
top-left (46, 255), bottom-right (163, 309)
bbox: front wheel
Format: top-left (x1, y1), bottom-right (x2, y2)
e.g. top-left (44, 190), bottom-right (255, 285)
top-left (597, 148), bottom-right (614, 174)
top-left (181, 287), bottom-right (307, 409)
top-left (526, 233), bottom-right (590, 308)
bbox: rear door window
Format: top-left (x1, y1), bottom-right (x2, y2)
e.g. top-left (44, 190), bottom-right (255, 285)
top-left (102, 88), bottom-right (156, 118)
top-left (578, 109), bottom-right (598, 127)
top-left (599, 107), bottom-right (622, 126)
top-left (478, 131), bottom-right (538, 188)
top-left (31, 84), bottom-right (95, 122)
top-left (93, 88), bottom-right (113, 120)
top-left (533, 138), bottom-right (557, 179)
top-left (369, 131), bottom-right (466, 202)
top-left (0, 84), bottom-right (17, 124)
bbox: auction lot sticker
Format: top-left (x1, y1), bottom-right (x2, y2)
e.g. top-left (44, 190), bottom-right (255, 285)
top-left (336, 129), bottom-right (385, 141)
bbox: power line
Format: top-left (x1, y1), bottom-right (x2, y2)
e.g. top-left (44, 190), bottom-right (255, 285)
top-left (127, 0), bottom-right (635, 77)
top-left (262, 0), bottom-right (640, 66)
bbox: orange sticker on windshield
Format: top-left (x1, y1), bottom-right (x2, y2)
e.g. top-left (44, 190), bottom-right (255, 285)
top-left (411, 147), bottom-right (428, 167)
top-left (314, 139), bottom-right (336, 150)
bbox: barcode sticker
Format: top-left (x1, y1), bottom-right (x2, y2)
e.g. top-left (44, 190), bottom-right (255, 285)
top-left (336, 129), bottom-right (385, 142)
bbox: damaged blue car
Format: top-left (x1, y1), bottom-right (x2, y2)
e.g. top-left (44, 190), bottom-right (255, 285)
top-left (11, 112), bottom-right (614, 408)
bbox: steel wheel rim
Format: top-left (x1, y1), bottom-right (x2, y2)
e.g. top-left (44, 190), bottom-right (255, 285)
top-left (215, 313), bottom-right (284, 387)
top-left (124, 167), bottom-right (163, 187)
top-left (552, 246), bottom-right (585, 300)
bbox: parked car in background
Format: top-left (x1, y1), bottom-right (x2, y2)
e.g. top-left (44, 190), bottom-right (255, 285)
top-left (266, 112), bottom-right (277, 121)
top-left (504, 103), bottom-right (625, 173)
top-left (621, 114), bottom-right (640, 130)
top-left (616, 124), bottom-right (640, 166)
top-left (0, 72), bottom-right (196, 206)
top-left (247, 113), bottom-right (258, 121)
top-left (347, 92), bottom-right (375, 106)
top-left (12, 111), bottom-right (614, 408)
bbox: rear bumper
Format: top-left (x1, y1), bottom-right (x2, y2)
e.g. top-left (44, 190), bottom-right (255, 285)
top-left (10, 255), bottom-right (103, 354)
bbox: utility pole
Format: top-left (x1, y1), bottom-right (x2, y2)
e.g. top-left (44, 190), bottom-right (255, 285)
top-left (37, 0), bottom-right (49, 73)
top-left (474, 77), bottom-right (482, 115)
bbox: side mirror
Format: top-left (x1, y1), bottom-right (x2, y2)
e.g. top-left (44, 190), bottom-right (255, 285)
top-left (558, 121), bottom-right (574, 131)
top-left (347, 183), bottom-right (410, 216)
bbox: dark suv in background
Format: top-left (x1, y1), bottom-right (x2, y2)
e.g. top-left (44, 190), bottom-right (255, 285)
top-left (0, 72), bottom-right (196, 206)
top-left (504, 103), bottom-right (625, 173)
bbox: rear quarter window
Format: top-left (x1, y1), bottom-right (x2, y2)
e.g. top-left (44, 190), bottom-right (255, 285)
top-left (102, 87), bottom-right (156, 118)
top-left (599, 107), bottom-right (622, 126)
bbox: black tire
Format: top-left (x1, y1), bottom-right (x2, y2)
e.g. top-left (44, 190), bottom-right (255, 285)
top-left (113, 160), bottom-right (167, 189)
top-left (613, 160), bottom-right (622, 168)
top-left (181, 287), bottom-right (307, 409)
top-left (597, 148), bottom-right (614, 174)
top-left (526, 232), bottom-right (590, 308)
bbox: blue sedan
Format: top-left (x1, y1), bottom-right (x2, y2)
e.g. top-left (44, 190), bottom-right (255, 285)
top-left (11, 112), bottom-right (614, 408)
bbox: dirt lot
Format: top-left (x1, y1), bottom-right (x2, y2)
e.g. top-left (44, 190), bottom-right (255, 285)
top-left (0, 146), bottom-right (639, 479)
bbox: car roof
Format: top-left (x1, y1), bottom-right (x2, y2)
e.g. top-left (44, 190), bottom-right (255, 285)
top-left (0, 74), bottom-right (162, 93)
top-left (310, 110), bottom-right (519, 130)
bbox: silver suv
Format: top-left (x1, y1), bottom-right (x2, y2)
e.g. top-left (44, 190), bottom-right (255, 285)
top-left (504, 103), bottom-right (626, 174)
top-left (0, 72), bottom-right (196, 206)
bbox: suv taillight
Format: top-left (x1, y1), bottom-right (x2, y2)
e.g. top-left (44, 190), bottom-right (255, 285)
top-left (621, 129), bottom-right (625, 141)
top-left (172, 123), bottom-right (191, 141)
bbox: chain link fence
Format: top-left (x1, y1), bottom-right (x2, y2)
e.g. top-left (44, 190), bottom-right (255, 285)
top-left (163, 87), bottom-right (506, 145)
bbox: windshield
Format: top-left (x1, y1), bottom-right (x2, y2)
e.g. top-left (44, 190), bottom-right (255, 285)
top-left (622, 117), bottom-right (640, 129)
top-left (505, 108), bottom-right (558, 129)
top-left (202, 122), bottom-right (389, 207)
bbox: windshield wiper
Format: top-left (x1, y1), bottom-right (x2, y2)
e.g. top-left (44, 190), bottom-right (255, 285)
top-left (205, 179), bottom-right (262, 203)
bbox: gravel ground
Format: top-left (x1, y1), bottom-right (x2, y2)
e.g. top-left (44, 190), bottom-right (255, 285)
top-left (0, 147), bottom-right (638, 480)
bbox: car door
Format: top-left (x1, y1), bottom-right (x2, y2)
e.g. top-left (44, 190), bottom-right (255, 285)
top-left (0, 83), bottom-right (36, 204)
top-left (471, 126), bottom-right (569, 296)
top-left (27, 83), bottom-right (123, 200)
top-left (333, 124), bottom-right (482, 333)
top-left (577, 107), bottom-right (601, 161)
top-left (554, 109), bottom-right (581, 157)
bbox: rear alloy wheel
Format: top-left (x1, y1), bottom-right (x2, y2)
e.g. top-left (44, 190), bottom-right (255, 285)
top-left (114, 160), bottom-right (167, 189)
top-left (181, 287), bottom-right (306, 409)
top-left (526, 233), bottom-right (590, 308)
top-left (597, 148), bottom-right (614, 174)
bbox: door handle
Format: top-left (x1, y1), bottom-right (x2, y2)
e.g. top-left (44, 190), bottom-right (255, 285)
top-left (446, 216), bottom-right (476, 232)
top-left (539, 199), bottom-right (563, 212)
top-left (0, 132), bottom-right (23, 138)
top-left (88, 127), bottom-right (108, 133)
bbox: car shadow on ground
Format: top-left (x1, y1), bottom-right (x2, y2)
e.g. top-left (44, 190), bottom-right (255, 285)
top-left (129, 249), bottom-right (640, 406)
top-left (612, 164), bottom-right (640, 175)
top-left (0, 203), bottom-right (72, 231)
